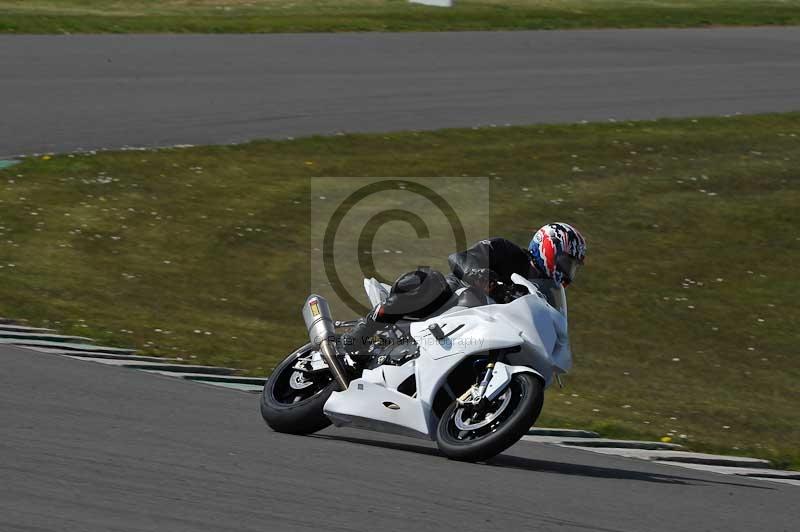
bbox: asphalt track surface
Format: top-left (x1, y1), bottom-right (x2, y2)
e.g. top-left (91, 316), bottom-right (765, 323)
top-left (2, 344), bottom-right (797, 532)
top-left (3, 27), bottom-right (800, 157)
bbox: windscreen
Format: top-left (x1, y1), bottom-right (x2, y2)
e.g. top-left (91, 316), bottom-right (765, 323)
top-left (529, 279), bottom-right (568, 317)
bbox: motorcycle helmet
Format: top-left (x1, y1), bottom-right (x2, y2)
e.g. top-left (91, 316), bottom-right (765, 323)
top-left (529, 222), bottom-right (587, 287)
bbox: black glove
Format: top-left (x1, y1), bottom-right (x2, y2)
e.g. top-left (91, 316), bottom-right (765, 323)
top-left (507, 283), bottom-right (530, 300)
top-left (495, 283), bottom-right (530, 303)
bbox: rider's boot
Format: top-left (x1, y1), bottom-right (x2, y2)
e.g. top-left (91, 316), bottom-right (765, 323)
top-left (341, 315), bottom-right (380, 361)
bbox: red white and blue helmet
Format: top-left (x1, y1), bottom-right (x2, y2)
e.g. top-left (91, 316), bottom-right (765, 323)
top-left (529, 223), bottom-right (587, 287)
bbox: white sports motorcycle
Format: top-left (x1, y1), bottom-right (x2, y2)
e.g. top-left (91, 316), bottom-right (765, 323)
top-left (260, 273), bottom-right (572, 462)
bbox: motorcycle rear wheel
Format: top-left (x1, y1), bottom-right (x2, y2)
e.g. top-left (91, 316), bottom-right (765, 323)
top-left (435, 373), bottom-right (544, 462)
top-left (260, 343), bottom-right (337, 435)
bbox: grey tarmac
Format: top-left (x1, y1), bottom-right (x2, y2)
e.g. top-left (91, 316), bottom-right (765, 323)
top-left (1, 344), bottom-right (797, 532)
top-left (2, 27), bottom-right (800, 157)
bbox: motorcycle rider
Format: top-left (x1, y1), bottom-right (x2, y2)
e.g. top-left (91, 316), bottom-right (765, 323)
top-left (341, 222), bottom-right (587, 356)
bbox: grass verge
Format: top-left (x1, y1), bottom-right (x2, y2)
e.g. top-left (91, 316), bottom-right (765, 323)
top-left (2, 1), bottom-right (800, 33)
top-left (1, 113), bottom-right (799, 468)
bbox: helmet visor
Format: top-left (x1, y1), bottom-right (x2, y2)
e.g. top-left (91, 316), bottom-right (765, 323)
top-left (556, 254), bottom-right (582, 286)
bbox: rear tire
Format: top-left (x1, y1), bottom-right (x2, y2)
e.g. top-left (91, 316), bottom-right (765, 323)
top-left (435, 372), bottom-right (544, 462)
top-left (260, 343), bottom-right (337, 435)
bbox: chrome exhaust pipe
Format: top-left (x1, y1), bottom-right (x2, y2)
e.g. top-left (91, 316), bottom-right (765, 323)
top-left (302, 295), bottom-right (349, 391)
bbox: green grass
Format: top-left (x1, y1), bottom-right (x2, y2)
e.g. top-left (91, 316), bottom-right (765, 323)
top-left (1, 113), bottom-right (799, 468)
top-left (2, 0), bottom-right (800, 33)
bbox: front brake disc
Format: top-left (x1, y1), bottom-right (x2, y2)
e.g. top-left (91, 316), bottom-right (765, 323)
top-left (454, 388), bottom-right (512, 431)
top-left (289, 370), bottom-right (314, 390)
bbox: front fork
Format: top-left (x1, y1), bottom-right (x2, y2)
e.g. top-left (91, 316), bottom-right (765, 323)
top-left (457, 355), bottom-right (498, 413)
top-left (456, 355), bottom-right (540, 420)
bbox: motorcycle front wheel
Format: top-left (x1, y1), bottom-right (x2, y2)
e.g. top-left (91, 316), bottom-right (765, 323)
top-left (435, 373), bottom-right (544, 462)
top-left (260, 343), bottom-right (338, 435)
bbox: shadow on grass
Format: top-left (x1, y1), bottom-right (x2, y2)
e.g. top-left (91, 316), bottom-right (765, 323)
top-left (314, 433), bottom-right (773, 489)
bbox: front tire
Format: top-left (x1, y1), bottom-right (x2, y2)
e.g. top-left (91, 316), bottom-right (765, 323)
top-left (260, 343), bottom-right (338, 435)
top-left (435, 373), bottom-right (544, 462)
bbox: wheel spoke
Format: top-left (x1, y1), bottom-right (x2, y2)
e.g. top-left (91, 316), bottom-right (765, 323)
top-left (275, 372), bottom-right (333, 404)
top-left (447, 385), bottom-right (521, 442)
top-left (276, 386), bottom-right (299, 402)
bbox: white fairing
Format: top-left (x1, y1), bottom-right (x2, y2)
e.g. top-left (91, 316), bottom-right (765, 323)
top-left (510, 273), bottom-right (571, 375)
top-left (323, 276), bottom-right (572, 440)
top-left (363, 278), bottom-right (391, 308)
